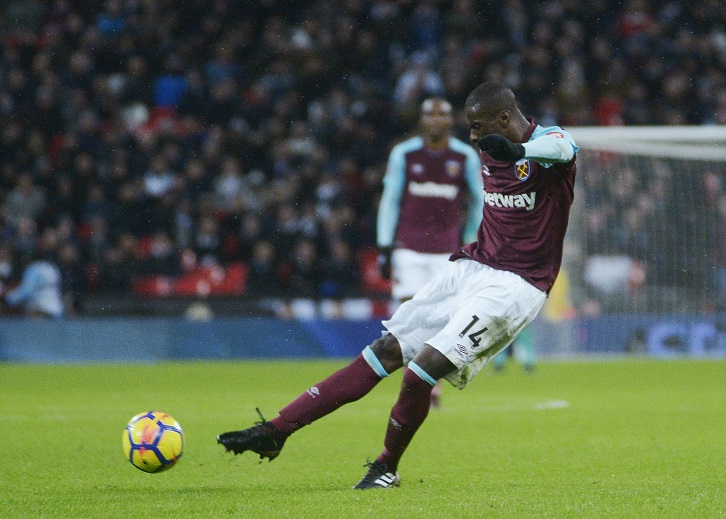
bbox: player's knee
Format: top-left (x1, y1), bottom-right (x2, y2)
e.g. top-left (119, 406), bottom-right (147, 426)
top-left (411, 344), bottom-right (457, 381)
top-left (369, 335), bottom-right (403, 374)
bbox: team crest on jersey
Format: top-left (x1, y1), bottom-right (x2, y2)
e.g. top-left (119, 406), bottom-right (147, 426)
top-left (515, 159), bottom-right (531, 181)
top-left (445, 160), bottom-right (461, 177)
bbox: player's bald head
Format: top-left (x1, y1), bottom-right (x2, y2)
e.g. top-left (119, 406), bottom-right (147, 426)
top-left (421, 97), bottom-right (452, 115)
top-left (465, 82), bottom-right (517, 115)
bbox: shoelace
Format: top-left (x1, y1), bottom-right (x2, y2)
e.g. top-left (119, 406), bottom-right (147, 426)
top-left (254, 407), bottom-right (269, 426)
top-left (252, 407), bottom-right (288, 443)
top-left (361, 460), bottom-right (387, 480)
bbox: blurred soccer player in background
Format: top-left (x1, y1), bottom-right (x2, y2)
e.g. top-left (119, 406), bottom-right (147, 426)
top-left (491, 324), bottom-right (535, 372)
top-left (377, 96), bottom-right (483, 407)
top-left (218, 82), bottom-right (578, 490)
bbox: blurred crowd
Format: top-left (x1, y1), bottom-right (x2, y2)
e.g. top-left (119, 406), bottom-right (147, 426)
top-left (0, 0), bottom-right (724, 315)
top-left (579, 154), bottom-right (724, 312)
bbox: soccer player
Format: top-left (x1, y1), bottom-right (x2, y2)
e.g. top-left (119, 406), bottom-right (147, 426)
top-left (491, 324), bottom-right (535, 372)
top-left (377, 96), bottom-right (483, 407)
top-left (217, 82), bottom-right (578, 490)
top-left (377, 96), bottom-right (483, 300)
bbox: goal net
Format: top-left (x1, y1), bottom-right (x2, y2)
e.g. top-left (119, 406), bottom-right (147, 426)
top-left (564, 126), bottom-right (726, 314)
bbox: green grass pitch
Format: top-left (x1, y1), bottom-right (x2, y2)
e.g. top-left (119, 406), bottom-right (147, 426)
top-left (1, 358), bottom-right (724, 518)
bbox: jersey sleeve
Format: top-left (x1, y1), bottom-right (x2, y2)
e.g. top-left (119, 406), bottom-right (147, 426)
top-left (376, 144), bottom-right (407, 248)
top-left (462, 146), bottom-right (484, 244)
top-left (524, 126), bottom-right (579, 168)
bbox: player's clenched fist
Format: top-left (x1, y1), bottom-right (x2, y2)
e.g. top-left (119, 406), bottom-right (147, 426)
top-left (477, 133), bottom-right (525, 162)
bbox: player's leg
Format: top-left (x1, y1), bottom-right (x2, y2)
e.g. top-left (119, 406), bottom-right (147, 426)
top-left (354, 344), bottom-right (455, 489)
top-left (355, 261), bottom-right (469, 489)
top-left (356, 262), bottom-right (547, 488)
top-left (513, 324), bottom-right (535, 371)
top-left (424, 254), bottom-right (457, 408)
top-left (491, 343), bottom-right (512, 371)
top-left (379, 346), bottom-right (455, 467)
top-left (392, 250), bottom-right (448, 408)
top-left (217, 334), bottom-right (405, 460)
top-left (271, 333), bottom-right (403, 434)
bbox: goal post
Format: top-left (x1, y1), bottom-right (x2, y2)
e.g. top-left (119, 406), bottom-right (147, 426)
top-left (567, 126), bottom-right (726, 161)
top-left (563, 125), bottom-right (726, 314)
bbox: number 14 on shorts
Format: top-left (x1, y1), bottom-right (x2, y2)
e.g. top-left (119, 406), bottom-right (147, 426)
top-left (459, 315), bottom-right (488, 348)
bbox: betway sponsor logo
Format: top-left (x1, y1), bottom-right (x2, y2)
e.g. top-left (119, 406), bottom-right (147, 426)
top-left (408, 181), bottom-right (459, 200)
top-left (484, 191), bottom-right (536, 211)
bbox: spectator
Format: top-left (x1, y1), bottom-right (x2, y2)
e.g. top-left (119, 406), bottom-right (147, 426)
top-left (83, 215), bottom-right (111, 265)
top-left (153, 54), bottom-right (187, 109)
top-left (393, 51), bottom-right (445, 114)
top-left (319, 240), bottom-right (361, 298)
top-left (0, 241), bottom-right (20, 288)
top-left (177, 70), bottom-right (208, 119)
top-left (120, 55), bottom-right (153, 107)
top-left (107, 182), bottom-right (146, 237)
top-left (57, 242), bottom-right (88, 314)
top-left (205, 44), bottom-right (244, 88)
top-left (238, 213), bottom-right (267, 262)
top-left (143, 155), bottom-right (177, 200)
top-left (247, 240), bottom-right (282, 295)
top-left (172, 197), bottom-right (195, 251)
top-left (4, 255), bottom-right (64, 318)
top-left (272, 204), bottom-right (301, 261)
top-left (287, 238), bottom-right (321, 297)
top-left (81, 184), bottom-right (110, 223)
top-left (141, 231), bottom-right (181, 277)
top-left (213, 156), bottom-right (245, 214)
top-left (13, 217), bottom-right (39, 264)
top-left (95, 0), bottom-right (126, 40)
top-left (193, 214), bottom-right (223, 266)
top-left (99, 233), bottom-right (139, 291)
top-left (4, 173), bottom-right (46, 225)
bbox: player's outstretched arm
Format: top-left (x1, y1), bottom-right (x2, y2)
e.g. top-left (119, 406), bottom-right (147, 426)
top-left (521, 134), bottom-right (575, 163)
top-left (478, 133), bottom-right (576, 163)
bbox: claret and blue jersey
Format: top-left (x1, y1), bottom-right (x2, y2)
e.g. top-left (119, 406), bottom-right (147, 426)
top-left (452, 120), bottom-right (579, 294)
top-left (377, 136), bottom-right (483, 254)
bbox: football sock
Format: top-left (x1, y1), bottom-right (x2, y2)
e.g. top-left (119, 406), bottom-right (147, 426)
top-left (492, 349), bottom-right (507, 370)
top-left (376, 366), bottom-right (433, 471)
top-left (515, 325), bottom-right (535, 369)
top-left (271, 354), bottom-right (383, 435)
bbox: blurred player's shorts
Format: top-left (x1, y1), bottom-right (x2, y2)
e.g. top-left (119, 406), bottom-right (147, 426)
top-left (392, 249), bottom-right (451, 300)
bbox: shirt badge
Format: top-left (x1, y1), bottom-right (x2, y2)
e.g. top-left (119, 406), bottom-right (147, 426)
top-left (515, 159), bottom-right (531, 181)
top-left (446, 160), bottom-right (461, 177)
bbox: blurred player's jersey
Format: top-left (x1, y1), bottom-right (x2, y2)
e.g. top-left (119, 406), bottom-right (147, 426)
top-left (378, 136), bottom-right (482, 254)
top-left (451, 120), bottom-right (577, 293)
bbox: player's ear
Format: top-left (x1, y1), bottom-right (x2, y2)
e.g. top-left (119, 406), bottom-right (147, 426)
top-left (497, 110), bottom-right (511, 128)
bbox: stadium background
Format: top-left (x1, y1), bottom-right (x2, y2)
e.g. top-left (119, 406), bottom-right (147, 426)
top-left (0, 0), bottom-right (725, 360)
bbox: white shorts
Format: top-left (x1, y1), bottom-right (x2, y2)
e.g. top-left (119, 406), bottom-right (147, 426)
top-left (382, 258), bottom-right (546, 389)
top-left (392, 249), bottom-right (452, 300)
